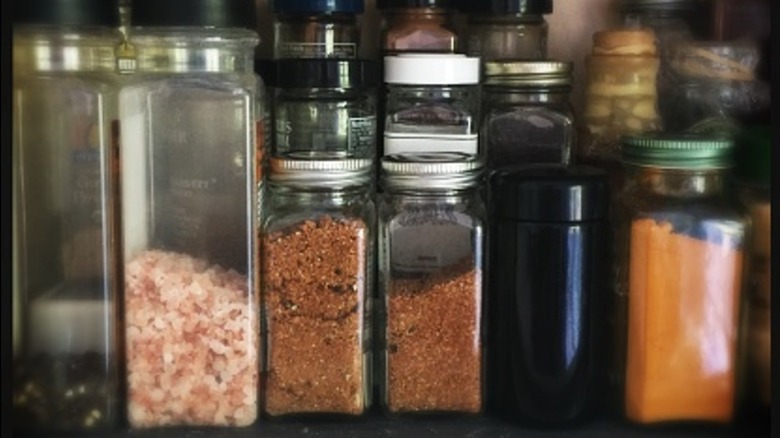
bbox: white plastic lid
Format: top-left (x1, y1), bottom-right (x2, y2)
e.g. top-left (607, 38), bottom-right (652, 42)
top-left (384, 54), bottom-right (481, 85)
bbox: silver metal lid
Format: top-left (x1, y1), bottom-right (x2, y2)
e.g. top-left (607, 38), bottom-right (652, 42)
top-left (483, 60), bottom-right (573, 87)
top-left (269, 153), bottom-right (373, 189)
top-left (381, 153), bottom-right (484, 192)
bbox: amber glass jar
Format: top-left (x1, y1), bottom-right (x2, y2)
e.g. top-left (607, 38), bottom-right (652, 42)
top-left (378, 0), bottom-right (458, 54)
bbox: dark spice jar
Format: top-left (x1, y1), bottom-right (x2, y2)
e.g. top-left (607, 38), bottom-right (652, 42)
top-left (488, 164), bottom-right (610, 425)
top-left (378, 153), bottom-right (486, 416)
top-left (378, 0), bottom-right (459, 54)
top-left (13, 0), bottom-right (122, 432)
top-left (272, 0), bottom-right (364, 59)
top-left (274, 58), bottom-right (378, 159)
top-left (262, 155), bottom-right (375, 418)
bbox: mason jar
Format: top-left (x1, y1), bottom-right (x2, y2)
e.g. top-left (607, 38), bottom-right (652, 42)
top-left (272, 0), bottom-right (364, 59)
top-left (482, 61), bottom-right (575, 169)
top-left (384, 54), bottom-right (480, 155)
top-left (274, 59), bottom-right (378, 159)
top-left (262, 156), bottom-right (375, 418)
top-left (613, 134), bottom-right (749, 425)
top-left (12, 0), bottom-right (122, 432)
top-left (378, 0), bottom-right (459, 54)
top-left (462, 0), bottom-right (551, 62)
top-left (119, 0), bottom-right (262, 428)
top-left (733, 126), bottom-right (771, 411)
top-left (378, 153), bottom-right (486, 416)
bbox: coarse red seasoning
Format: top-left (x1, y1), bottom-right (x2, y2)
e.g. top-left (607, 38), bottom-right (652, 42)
top-left (386, 258), bottom-right (482, 414)
top-left (124, 249), bottom-right (259, 428)
top-left (263, 216), bottom-right (368, 416)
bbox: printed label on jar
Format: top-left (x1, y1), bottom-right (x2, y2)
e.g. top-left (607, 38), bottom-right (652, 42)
top-left (383, 133), bottom-right (478, 155)
top-left (391, 206), bottom-right (473, 274)
top-left (348, 116), bottom-right (376, 157)
top-left (278, 42), bottom-right (357, 59)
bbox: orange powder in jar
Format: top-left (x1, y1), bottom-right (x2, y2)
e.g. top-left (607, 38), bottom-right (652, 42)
top-left (625, 218), bottom-right (743, 424)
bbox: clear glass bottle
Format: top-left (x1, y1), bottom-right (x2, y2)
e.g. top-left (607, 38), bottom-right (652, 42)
top-left (12, 0), bottom-right (122, 432)
top-left (378, 153), bottom-right (486, 416)
top-left (482, 61), bottom-right (575, 169)
top-left (378, 0), bottom-right (459, 54)
top-left (580, 28), bottom-right (662, 193)
top-left (462, 0), bottom-right (551, 62)
top-left (119, 0), bottom-right (262, 428)
top-left (613, 134), bottom-right (748, 425)
top-left (733, 126), bottom-right (771, 411)
top-left (272, 0), bottom-right (364, 59)
top-left (384, 54), bottom-right (480, 155)
top-left (274, 59), bottom-right (378, 159)
top-left (262, 156), bottom-right (375, 418)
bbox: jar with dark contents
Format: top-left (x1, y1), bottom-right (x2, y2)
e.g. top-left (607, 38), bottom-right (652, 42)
top-left (461, 0), bottom-right (552, 62)
top-left (262, 156), bottom-right (375, 418)
top-left (272, 0), bottom-right (364, 59)
top-left (378, 153), bottom-right (486, 416)
top-left (383, 54), bottom-right (481, 155)
top-left (378, 0), bottom-right (459, 54)
top-left (482, 61), bottom-right (575, 169)
top-left (665, 40), bottom-right (770, 136)
top-left (733, 126), bottom-right (771, 413)
top-left (12, 0), bottom-right (122, 432)
top-left (613, 134), bottom-right (748, 425)
top-left (273, 58), bottom-right (378, 159)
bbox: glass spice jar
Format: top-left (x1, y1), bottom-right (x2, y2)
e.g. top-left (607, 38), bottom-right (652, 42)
top-left (378, 0), bottom-right (459, 54)
top-left (733, 126), bottom-right (771, 411)
top-left (488, 164), bottom-right (609, 425)
top-left (272, 0), bottom-right (364, 59)
top-left (580, 28), bottom-right (662, 192)
top-left (384, 54), bottom-right (481, 155)
top-left (461, 0), bottom-right (551, 62)
top-left (378, 153), bottom-right (486, 416)
top-left (262, 156), bottom-right (375, 418)
top-left (119, 0), bottom-right (262, 428)
top-left (481, 60), bottom-right (575, 169)
top-left (274, 58), bottom-right (378, 159)
top-left (12, 0), bottom-right (123, 433)
top-left (613, 134), bottom-right (748, 425)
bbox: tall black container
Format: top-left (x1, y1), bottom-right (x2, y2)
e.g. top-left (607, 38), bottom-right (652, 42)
top-left (488, 164), bottom-right (609, 425)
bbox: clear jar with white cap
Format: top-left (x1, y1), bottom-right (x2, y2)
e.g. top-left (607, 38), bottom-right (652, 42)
top-left (262, 155), bottom-right (375, 417)
top-left (383, 54), bottom-right (481, 156)
top-left (378, 153), bottom-right (486, 416)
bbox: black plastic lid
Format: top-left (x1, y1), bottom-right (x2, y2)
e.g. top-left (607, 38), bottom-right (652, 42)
top-left (458, 0), bottom-right (552, 14)
top-left (491, 164), bottom-right (609, 222)
top-left (275, 59), bottom-right (378, 89)
top-left (377, 0), bottom-right (453, 9)
top-left (133, 0), bottom-right (256, 28)
top-left (272, 0), bottom-right (365, 14)
top-left (14, 0), bottom-right (120, 27)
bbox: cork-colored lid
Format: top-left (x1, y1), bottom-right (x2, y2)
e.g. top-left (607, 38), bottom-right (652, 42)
top-left (592, 29), bottom-right (657, 57)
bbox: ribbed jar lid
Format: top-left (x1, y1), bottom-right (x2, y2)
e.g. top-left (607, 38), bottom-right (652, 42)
top-left (14, 0), bottom-right (119, 27)
top-left (459, 0), bottom-right (552, 14)
top-left (378, 0), bottom-right (453, 9)
top-left (272, 0), bottom-right (365, 14)
top-left (384, 54), bottom-right (480, 85)
top-left (483, 60), bottom-right (572, 87)
top-left (621, 133), bottom-right (735, 169)
top-left (269, 154), bottom-right (373, 189)
top-left (381, 153), bottom-right (484, 192)
top-left (133, 0), bottom-right (256, 28)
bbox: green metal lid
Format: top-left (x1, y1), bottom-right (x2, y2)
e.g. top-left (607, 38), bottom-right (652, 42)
top-left (483, 60), bottom-right (572, 87)
top-left (734, 126), bottom-right (771, 186)
top-left (621, 133), bottom-right (735, 169)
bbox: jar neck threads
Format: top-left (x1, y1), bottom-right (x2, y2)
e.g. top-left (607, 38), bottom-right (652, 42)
top-left (130, 28), bottom-right (258, 73)
top-left (13, 26), bottom-right (119, 73)
top-left (626, 165), bottom-right (727, 197)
